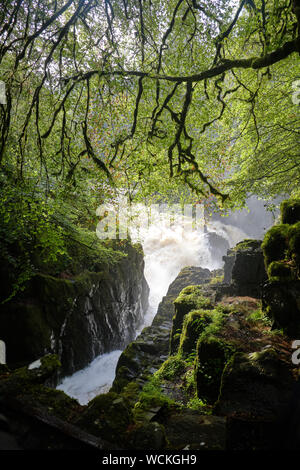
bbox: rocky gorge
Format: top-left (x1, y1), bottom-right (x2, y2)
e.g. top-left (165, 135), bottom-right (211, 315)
top-left (0, 199), bottom-right (300, 451)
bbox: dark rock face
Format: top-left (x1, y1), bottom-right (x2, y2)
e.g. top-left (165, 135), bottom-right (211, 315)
top-left (162, 411), bottom-right (226, 450)
top-left (262, 280), bottom-right (300, 336)
top-left (112, 266), bottom-right (212, 392)
top-left (215, 347), bottom-right (295, 450)
top-left (0, 356), bottom-right (117, 450)
top-left (216, 348), bottom-right (294, 420)
top-left (220, 239), bottom-right (267, 298)
top-left (0, 242), bottom-right (149, 379)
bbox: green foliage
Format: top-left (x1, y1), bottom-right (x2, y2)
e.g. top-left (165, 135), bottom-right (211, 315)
top-left (247, 309), bottom-right (272, 326)
top-left (0, 174), bottom-right (127, 303)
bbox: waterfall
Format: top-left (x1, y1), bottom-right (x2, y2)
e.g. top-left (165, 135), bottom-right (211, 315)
top-left (57, 201), bottom-right (270, 405)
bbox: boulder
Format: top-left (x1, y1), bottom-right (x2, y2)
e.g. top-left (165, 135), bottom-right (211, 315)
top-left (220, 239), bottom-right (267, 298)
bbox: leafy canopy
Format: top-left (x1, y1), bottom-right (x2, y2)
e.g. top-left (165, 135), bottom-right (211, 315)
top-left (0, 0), bottom-right (299, 211)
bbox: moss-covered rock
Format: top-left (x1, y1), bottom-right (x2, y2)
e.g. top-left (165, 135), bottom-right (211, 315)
top-left (215, 347), bottom-right (294, 423)
top-left (267, 260), bottom-right (294, 281)
top-left (170, 286), bottom-right (213, 354)
top-left (112, 267), bottom-right (213, 393)
top-left (74, 392), bottom-right (133, 444)
top-left (221, 239), bottom-right (267, 298)
top-left (233, 239), bottom-right (262, 252)
top-left (262, 279), bottom-right (300, 335)
top-left (261, 224), bottom-right (290, 267)
top-left (155, 355), bottom-right (187, 381)
top-left (288, 221), bottom-right (300, 274)
top-left (178, 310), bottom-right (212, 356)
top-left (0, 240), bottom-right (149, 378)
top-left (127, 422), bottom-right (167, 450)
top-left (280, 199), bottom-right (300, 225)
top-left (195, 335), bottom-right (236, 404)
top-left (261, 200), bottom-right (300, 334)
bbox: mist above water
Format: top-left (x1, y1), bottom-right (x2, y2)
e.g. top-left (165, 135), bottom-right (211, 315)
top-left (57, 198), bottom-right (275, 404)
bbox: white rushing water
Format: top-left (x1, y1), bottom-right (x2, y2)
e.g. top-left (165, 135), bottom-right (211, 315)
top-left (57, 204), bottom-right (251, 405)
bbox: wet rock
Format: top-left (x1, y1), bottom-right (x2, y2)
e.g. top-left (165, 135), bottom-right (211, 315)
top-left (0, 241), bottom-right (149, 379)
top-left (162, 411), bottom-right (226, 450)
top-left (73, 392), bottom-right (133, 445)
top-left (215, 347), bottom-right (294, 421)
top-left (170, 286), bottom-right (213, 354)
top-left (220, 239), bottom-right (267, 298)
top-left (195, 335), bottom-right (236, 404)
top-left (127, 422), bottom-right (166, 450)
top-left (112, 267), bottom-right (212, 393)
top-left (262, 280), bottom-right (300, 336)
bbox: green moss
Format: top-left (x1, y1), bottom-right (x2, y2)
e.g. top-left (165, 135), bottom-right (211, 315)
top-left (288, 222), bottom-right (300, 274)
top-left (233, 239), bottom-right (262, 252)
top-left (156, 355), bottom-right (186, 381)
top-left (267, 260), bottom-right (294, 281)
top-left (195, 335), bottom-right (236, 404)
top-left (133, 375), bottom-right (177, 423)
top-left (174, 286), bottom-right (213, 310)
top-left (121, 381), bottom-right (141, 406)
top-left (178, 310), bottom-right (212, 356)
top-left (75, 391), bottom-right (133, 442)
top-left (209, 274), bottom-right (224, 284)
top-left (186, 396), bottom-right (209, 411)
top-left (261, 224), bottom-right (290, 267)
top-left (198, 306), bottom-right (227, 341)
top-left (280, 199), bottom-right (300, 225)
top-left (27, 385), bottom-right (79, 420)
top-left (171, 286), bottom-right (213, 354)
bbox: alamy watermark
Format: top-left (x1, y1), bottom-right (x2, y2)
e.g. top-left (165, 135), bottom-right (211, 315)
top-left (95, 200), bottom-right (205, 240)
top-left (292, 340), bottom-right (300, 365)
top-left (292, 80), bottom-right (300, 105)
top-left (0, 81), bottom-right (6, 105)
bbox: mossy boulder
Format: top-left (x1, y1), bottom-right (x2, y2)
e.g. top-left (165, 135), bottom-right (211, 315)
top-left (215, 347), bottom-right (294, 423)
top-left (74, 392), bottom-right (133, 444)
top-left (233, 239), bottom-right (262, 252)
top-left (0, 354), bottom-right (62, 397)
top-left (261, 199), bottom-right (300, 334)
top-left (156, 355), bottom-right (187, 381)
top-left (178, 310), bottom-right (212, 356)
top-left (267, 260), bottom-right (294, 281)
top-left (127, 422), bottom-right (167, 450)
top-left (195, 335), bottom-right (236, 405)
top-left (280, 199), bottom-right (300, 225)
top-left (221, 239), bottom-right (267, 298)
top-left (0, 240), bottom-right (149, 378)
top-left (261, 224), bottom-right (290, 267)
top-left (170, 286), bottom-right (213, 354)
top-left (262, 279), bottom-right (300, 336)
top-left (0, 354), bottom-right (80, 422)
